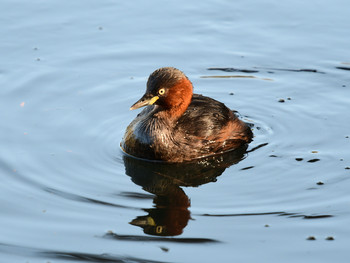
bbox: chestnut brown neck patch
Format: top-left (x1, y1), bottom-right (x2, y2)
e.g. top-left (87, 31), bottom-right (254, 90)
top-left (164, 77), bottom-right (193, 119)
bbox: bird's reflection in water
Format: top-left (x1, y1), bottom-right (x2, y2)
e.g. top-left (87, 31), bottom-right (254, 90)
top-left (123, 145), bottom-right (248, 236)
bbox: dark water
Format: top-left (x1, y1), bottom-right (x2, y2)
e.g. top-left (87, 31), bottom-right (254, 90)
top-left (1, 0), bottom-right (350, 262)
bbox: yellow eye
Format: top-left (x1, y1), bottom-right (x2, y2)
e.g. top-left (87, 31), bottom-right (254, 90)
top-left (158, 88), bottom-right (165, 95)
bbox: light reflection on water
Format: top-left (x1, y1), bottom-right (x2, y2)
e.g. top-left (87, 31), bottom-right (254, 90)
top-left (1, 0), bottom-right (350, 262)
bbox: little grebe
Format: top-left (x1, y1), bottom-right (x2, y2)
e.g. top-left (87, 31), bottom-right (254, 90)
top-left (121, 67), bottom-right (253, 162)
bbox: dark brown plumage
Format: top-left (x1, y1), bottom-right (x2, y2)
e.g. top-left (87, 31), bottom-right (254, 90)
top-left (121, 67), bottom-right (252, 162)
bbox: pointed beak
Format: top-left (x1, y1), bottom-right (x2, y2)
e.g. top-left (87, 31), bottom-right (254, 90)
top-left (129, 216), bottom-right (156, 226)
top-left (129, 94), bottom-right (159, 110)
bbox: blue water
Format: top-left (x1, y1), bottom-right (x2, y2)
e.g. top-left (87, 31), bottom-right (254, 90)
top-left (1, 0), bottom-right (350, 262)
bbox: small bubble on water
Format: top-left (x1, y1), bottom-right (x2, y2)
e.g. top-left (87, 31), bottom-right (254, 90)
top-left (241, 166), bottom-right (254, 170)
top-left (308, 159), bottom-right (320, 163)
top-left (160, 246), bottom-right (169, 252)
